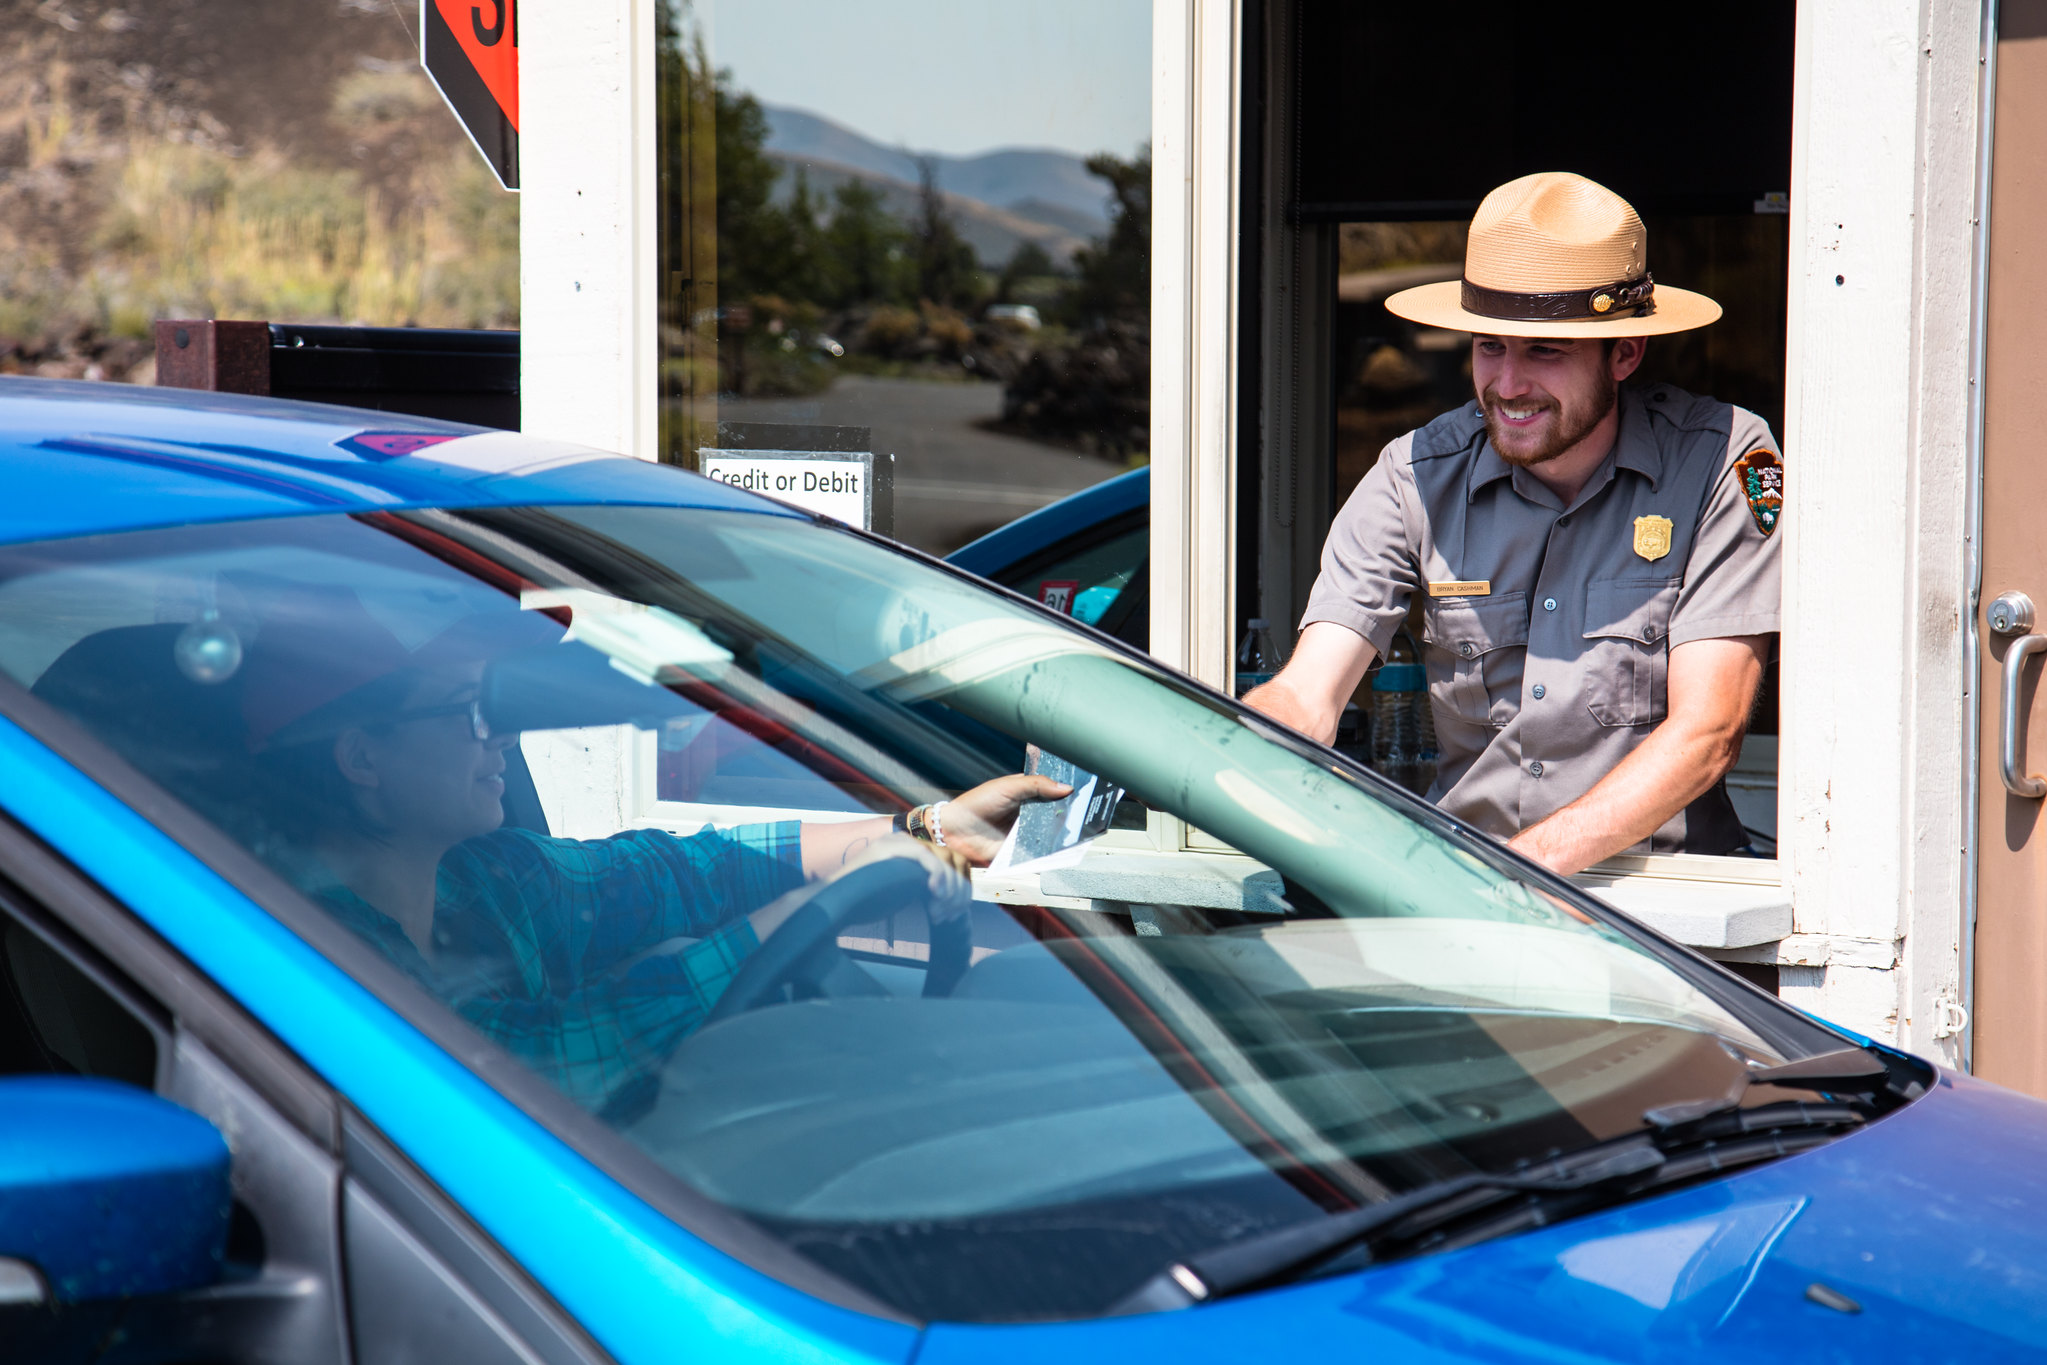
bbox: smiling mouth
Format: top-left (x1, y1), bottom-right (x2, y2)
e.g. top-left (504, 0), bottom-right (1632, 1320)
top-left (1493, 402), bottom-right (1550, 424)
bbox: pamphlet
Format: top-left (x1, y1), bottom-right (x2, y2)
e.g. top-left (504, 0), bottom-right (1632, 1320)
top-left (988, 745), bottom-right (1125, 873)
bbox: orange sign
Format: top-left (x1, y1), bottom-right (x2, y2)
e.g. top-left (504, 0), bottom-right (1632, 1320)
top-left (421, 0), bottom-right (518, 188)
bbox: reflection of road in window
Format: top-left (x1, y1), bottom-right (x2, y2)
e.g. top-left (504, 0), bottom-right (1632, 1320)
top-left (654, 1), bottom-right (1154, 555)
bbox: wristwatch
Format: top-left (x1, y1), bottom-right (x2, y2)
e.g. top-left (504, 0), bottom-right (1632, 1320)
top-left (899, 803), bottom-right (946, 845)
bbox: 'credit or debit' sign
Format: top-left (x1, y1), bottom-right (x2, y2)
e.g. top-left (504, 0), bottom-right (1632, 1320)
top-left (698, 450), bottom-right (879, 530)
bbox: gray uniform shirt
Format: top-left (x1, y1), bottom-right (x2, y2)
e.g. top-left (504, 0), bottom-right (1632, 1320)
top-left (1301, 385), bottom-right (1782, 853)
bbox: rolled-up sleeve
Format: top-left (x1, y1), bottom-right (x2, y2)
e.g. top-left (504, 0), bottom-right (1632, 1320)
top-left (1300, 435), bottom-right (1423, 658)
top-left (1669, 411), bottom-right (1783, 647)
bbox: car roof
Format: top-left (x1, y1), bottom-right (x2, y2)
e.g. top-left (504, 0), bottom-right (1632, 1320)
top-left (0, 377), bottom-right (801, 544)
top-left (945, 465), bottom-right (1148, 578)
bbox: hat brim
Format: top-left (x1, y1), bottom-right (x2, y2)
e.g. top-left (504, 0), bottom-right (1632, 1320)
top-left (1383, 280), bottom-right (1722, 338)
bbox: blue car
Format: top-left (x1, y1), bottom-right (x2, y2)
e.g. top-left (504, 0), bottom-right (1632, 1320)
top-left (948, 467), bottom-right (1149, 648)
top-left (1, 378), bottom-right (2045, 1363)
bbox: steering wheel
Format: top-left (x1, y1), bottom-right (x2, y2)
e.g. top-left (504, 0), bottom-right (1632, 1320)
top-left (702, 853), bottom-right (974, 1026)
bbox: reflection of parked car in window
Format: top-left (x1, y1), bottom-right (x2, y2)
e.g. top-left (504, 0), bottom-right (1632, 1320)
top-left (984, 303), bottom-right (1042, 330)
top-left (5, 380), bottom-right (2047, 1360)
top-left (948, 465), bottom-right (1148, 648)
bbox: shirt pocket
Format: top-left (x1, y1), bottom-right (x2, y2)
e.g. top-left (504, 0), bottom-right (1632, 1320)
top-left (1422, 592), bottom-right (1528, 727)
top-left (1583, 576), bottom-right (1683, 727)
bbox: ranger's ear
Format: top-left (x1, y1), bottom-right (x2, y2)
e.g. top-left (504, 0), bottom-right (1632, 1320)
top-left (1609, 336), bottom-right (1648, 383)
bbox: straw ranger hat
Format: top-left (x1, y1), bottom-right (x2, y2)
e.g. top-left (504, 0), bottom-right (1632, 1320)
top-left (1385, 172), bottom-right (1721, 339)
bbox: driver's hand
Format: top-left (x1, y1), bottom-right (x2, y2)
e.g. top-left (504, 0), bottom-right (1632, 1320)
top-left (840, 833), bottom-right (973, 920)
top-left (941, 774), bottom-right (1073, 864)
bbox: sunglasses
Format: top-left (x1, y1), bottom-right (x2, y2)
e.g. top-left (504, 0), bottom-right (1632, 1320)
top-left (387, 697), bottom-right (493, 741)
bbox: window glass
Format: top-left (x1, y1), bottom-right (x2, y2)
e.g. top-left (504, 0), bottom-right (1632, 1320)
top-left (0, 920), bottom-right (155, 1089)
top-left (656, 1), bottom-right (1153, 554)
top-left (992, 519), bottom-right (1147, 629)
top-left (0, 506), bottom-right (1834, 1322)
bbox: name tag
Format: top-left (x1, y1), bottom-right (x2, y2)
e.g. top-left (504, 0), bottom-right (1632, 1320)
top-left (1427, 580), bottom-right (1492, 598)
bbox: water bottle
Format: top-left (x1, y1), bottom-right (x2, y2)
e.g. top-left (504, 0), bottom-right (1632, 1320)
top-left (1371, 633), bottom-right (1431, 794)
top-left (1236, 617), bottom-right (1281, 695)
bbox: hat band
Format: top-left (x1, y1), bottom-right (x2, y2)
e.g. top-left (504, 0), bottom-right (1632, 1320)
top-left (1460, 272), bottom-right (1655, 323)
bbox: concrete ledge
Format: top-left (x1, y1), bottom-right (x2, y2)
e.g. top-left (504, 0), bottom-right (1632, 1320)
top-left (973, 849), bottom-right (1290, 913)
top-left (1572, 873), bottom-right (1793, 949)
top-left (1041, 853), bottom-right (1288, 912)
top-left (972, 846), bottom-right (1797, 952)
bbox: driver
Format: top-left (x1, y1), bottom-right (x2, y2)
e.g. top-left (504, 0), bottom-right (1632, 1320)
top-left (237, 589), bottom-right (1064, 1116)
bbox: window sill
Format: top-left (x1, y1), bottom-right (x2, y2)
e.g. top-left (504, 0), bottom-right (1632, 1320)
top-left (971, 843), bottom-right (1794, 953)
top-left (1572, 858), bottom-right (1790, 949)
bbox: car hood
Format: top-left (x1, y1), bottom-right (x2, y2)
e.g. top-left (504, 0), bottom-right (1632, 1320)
top-left (919, 1069), bottom-right (2047, 1363)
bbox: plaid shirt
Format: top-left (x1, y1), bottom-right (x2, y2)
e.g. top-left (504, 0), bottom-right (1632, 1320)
top-left (308, 823), bottom-right (805, 1111)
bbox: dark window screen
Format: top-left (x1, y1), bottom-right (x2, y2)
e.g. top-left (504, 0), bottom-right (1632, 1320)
top-left (1297, 1), bottom-right (1795, 219)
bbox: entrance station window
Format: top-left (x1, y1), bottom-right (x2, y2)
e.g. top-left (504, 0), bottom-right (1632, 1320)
top-left (1327, 214), bottom-right (1789, 852)
top-left (1232, 0), bottom-right (1795, 932)
top-left (653, 1), bottom-right (1152, 558)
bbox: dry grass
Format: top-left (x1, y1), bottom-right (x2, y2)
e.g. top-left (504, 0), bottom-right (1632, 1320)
top-left (73, 134), bottom-right (519, 335)
top-left (0, 46), bottom-right (518, 369)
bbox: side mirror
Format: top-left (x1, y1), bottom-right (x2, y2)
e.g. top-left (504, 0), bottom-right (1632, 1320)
top-left (0, 1077), bottom-right (231, 1307)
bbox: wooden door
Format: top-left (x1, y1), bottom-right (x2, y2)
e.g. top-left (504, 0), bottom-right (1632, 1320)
top-left (1975, 0), bottom-right (2047, 1094)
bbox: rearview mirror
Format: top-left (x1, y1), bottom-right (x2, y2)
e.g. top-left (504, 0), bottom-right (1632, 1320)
top-left (0, 1077), bottom-right (231, 1307)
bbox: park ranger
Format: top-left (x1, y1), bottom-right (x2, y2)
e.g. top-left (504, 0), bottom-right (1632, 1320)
top-left (1246, 171), bottom-right (1781, 877)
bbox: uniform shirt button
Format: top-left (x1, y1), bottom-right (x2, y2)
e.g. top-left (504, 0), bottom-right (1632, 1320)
top-left (1532, 683), bottom-right (1546, 699)
top-left (1528, 761), bottom-right (1545, 777)
top-left (1543, 597), bottom-right (1558, 612)
top-left (1557, 515), bottom-right (1571, 527)
top-left (1645, 625), bottom-right (1659, 640)
top-left (1458, 642), bottom-right (1476, 658)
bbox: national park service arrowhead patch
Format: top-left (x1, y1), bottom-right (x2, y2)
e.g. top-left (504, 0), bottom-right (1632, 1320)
top-left (1735, 447), bottom-right (1783, 536)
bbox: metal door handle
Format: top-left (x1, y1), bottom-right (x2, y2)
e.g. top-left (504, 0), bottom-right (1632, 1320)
top-left (2002, 633), bottom-right (2047, 798)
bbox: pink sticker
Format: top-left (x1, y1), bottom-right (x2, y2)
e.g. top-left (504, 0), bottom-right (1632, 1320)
top-left (339, 431), bottom-right (460, 460)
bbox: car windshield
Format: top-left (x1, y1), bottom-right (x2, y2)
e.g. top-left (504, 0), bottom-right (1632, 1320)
top-left (0, 503), bottom-right (1841, 1322)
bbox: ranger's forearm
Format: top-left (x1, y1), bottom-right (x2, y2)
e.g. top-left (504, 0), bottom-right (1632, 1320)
top-left (1506, 714), bottom-right (1744, 875)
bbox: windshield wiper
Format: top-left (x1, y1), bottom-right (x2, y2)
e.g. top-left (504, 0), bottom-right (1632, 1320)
top-left (1642, 1044), bottom-right (1891, 1129)
top-left (1116, 1047), bottom-right (1894, 1314)
top-left (1112, 1140), bottom-right (1666, 1313)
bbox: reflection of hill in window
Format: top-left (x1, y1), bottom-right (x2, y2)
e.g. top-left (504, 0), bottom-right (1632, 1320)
top-left (655, 8), bottom-right (1154, 464)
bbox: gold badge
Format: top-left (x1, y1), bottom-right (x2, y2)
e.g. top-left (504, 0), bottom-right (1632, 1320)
top-left (1427, 580), bottom-right (1492, 597)
top-left (1633, 515), bottom-right (1674, 562)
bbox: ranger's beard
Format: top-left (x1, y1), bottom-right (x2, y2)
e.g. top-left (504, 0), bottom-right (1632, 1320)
top-left (1481, 376), bottom-right (1619, 468)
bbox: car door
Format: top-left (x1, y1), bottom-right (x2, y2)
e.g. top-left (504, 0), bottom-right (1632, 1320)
top-left (0, 810), bottom-right (604, 1365)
